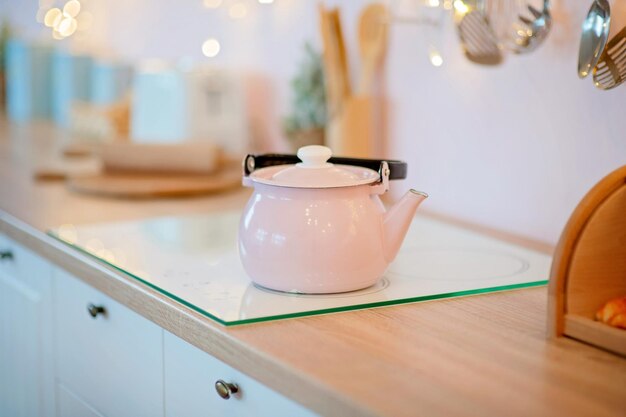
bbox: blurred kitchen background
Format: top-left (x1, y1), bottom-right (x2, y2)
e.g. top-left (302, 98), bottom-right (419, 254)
top-left (1, 0), bottom-right (625, 245)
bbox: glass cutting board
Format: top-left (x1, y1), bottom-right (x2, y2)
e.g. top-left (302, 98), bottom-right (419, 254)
top-left (49, 211), bottom-right (551, 326)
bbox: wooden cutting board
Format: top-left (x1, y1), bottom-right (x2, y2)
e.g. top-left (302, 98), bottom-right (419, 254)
top-left (66, 163), bottom-right (242, 199)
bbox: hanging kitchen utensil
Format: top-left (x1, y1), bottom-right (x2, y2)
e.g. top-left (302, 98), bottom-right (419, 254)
top-left (483, 0), bottom-right (551, 54)
top-left (578, 0), bottom-right (611, 78)
top-left (592, 26), bottom-right (626, 90)
top-left (455, 0), bottom-right (503, 65)
top-left (485, 0), bottom-right (521, 50)
top-left (511, 0), bottom-right (552, 53)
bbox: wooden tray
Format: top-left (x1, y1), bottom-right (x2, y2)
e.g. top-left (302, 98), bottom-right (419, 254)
top-left (548, 165), bottom-right (626, 356)
top-left (66, 164), bottom-right (241, 199)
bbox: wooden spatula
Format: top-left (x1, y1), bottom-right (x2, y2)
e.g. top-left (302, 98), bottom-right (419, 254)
top-left (318, 5), bottom-right (352, 152)
top-left (330, 8), bottom-right (351, 101)
top-left (318, 5), bottom-right (350, 116)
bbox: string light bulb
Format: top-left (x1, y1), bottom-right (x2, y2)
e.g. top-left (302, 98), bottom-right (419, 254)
top-left (38, 0), bottom-right (86, 39)
top-left (63, 0), bottom-right (81, 18)
top-left (229, 3), bottom-right (247, 18)
top-left (203, 0), bottom-right (222, 8)
top-left (453, 0), bottom-right (469, 14)
top-left (429, 47), bottom-right (443, 67)
top-left (202, 38), bottom-right (221, 57)
top-left (57, 16), bottom-right (77, 37)
top-left (44, 8), bottom-right (62, 27)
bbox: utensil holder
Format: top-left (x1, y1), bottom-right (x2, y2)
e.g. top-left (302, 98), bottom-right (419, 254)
top-left (340, 96), bottom-right (374, 157)
top-left (326, 95), bottom-right (387, 158)
top-left (548, 165), bottom-right (626, 356)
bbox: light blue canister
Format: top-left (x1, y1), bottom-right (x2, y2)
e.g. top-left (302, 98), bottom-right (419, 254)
top-left (5, 39), bottom-right (53, 122)
top-left (51, 50), bottom-right (92, 126)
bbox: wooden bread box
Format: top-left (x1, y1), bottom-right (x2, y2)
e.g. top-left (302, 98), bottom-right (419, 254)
top-left (548, 165), bottom-right (626, 356)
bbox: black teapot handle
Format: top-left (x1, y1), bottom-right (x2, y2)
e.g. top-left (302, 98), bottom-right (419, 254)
top-left (243, 154), bottom-right (407, 180)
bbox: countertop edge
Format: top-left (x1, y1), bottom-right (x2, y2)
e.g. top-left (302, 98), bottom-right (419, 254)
top-left (0, 210), bottom-right (377, 417)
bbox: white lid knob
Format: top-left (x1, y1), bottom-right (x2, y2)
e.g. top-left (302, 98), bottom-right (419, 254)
top-left (296, 145), bottom-right (332, 168)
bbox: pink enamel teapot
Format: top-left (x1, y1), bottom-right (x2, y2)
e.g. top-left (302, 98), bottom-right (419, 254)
top-left (238, 145), bottom-right (427, 294)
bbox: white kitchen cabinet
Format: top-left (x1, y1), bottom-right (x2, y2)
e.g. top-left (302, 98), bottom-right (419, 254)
top-left (164, 330), bottom-right (317, 417)
top-left (56, 383), bottom-right (104, 417)
top-left (53, 268), bottom-right (164, 417)
top-left (0, 232), bottom-right (317, 417)
top-left (0, 234), bottom-right (56, 417)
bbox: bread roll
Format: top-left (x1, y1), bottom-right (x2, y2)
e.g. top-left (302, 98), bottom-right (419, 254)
top-left (596, 296), bottom-right (626, 329)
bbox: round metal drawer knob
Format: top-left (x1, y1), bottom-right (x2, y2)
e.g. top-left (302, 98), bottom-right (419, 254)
top-left (87, 304), bottom-right (106, 318)
top-left (215, 380), bottom-right (238, 400)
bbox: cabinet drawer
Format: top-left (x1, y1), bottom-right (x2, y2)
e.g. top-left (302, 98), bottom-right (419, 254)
top-left (0, 233), bottom-right (47, 284)
top-left (0, 233), bottom-right (15, 278)
top-left (164, 331), bottom-right (317, 417)
top-left (57, 383), bottom-right (105, 417)
top-left (54, 268), bottom-right (164, 417)
top-left (0, 233), bottom-right (55, 417)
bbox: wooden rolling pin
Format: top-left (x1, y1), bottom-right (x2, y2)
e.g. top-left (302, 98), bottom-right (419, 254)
top-left (99, 143), bottom-right (222, 175)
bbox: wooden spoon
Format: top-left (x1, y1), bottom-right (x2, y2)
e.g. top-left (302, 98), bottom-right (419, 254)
top-left (358, 3), bottom-right (389, 95)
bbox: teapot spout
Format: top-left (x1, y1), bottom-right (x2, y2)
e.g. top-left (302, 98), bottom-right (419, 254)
top-left (383, 190), bottom-right (428, 263)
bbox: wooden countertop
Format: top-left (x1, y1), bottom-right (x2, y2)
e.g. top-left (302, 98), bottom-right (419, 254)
top-left (1, 120), bottom-right (624, 417)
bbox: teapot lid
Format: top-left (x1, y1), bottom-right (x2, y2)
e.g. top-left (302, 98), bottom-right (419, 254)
top-left (249, 146), bottom-right (380, 188)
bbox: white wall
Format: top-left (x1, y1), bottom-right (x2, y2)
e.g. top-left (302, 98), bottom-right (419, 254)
top-left (3, 0), bottom-right (626, 245)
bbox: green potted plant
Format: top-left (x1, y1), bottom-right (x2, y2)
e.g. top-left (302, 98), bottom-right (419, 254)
top-left (0, 20), bottom-right (11, 111)
top-left (283, 42), bottom-right (327, 151)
